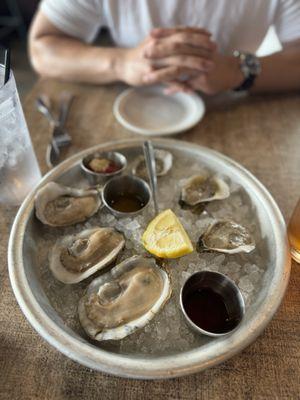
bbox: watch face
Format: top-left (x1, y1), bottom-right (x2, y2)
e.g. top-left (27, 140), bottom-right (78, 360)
top-left (233, 51), bottom-right (261, 91)
top-left (244, 54), bottom-right (261, 76)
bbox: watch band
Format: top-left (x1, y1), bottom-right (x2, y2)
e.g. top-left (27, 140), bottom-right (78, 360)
top-left (233, 51), bottom-right (261, 92)
top-left (233, 74), bottom-right (256, 92)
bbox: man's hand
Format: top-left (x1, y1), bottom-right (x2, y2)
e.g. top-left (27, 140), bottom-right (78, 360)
top-left (145, 27), bottom-right (216, 72)
top-left (179, 53), bottom-right (244, 95)
top-left (185, 54), bottom-right (244, 95)
top-left (115, 38), bottom-right (155, 86)
top-left (117, 27), bottom-right (217, 87)
top-left (143, 27), bottom-right (244, 95)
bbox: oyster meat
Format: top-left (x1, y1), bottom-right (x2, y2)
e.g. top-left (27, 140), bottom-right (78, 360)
top-left (49, 227), bottom-right (125, 283)
top-left (132, 149), bottom-right (173, 179)
top-left (78, 255), bottom-right (171, 340)
top-left (35, 182), bottom-right (101, 226)
top-left (180, 173), bottom-right (230, 207)
top-left (197, 220), bottom-right (255, 254)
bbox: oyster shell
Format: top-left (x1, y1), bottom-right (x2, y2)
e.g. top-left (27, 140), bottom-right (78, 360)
top-left (35, 182), bottom-right (101, 226)
top-left (180, 173), bottom-right (230, 207)
top-left (197, 220), bottom-right (255, 254)
top-left (49, 227), bottom-right (125, 283)
top-left (78, 255), bottom-right (171, 341)
top-left (132, 149), bottom-right (173, 179)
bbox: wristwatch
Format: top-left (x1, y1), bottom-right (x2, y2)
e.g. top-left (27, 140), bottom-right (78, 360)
top-left (233, 51), bottom-right (261, 92)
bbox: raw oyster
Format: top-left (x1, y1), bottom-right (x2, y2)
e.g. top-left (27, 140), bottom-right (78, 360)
top-left (132, 149), bottom-right (173, 179)
top-left (78, 255), bottom-right (171, 341)
top-left (197, 220), bottom-right (255, 254)
top-left (49, 227), bottom-right (125, 284)
top-left (35, 182), bottom-right (101, 226)
top-left (180, 173), bottom-right (230, 207)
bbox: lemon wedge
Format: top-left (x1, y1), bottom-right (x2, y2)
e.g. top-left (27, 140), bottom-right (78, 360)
top-left (142, 209), bottom-right (193, 258)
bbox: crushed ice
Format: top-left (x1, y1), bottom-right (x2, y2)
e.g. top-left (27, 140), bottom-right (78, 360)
top-left (35, 150), bottom-right (267, 355)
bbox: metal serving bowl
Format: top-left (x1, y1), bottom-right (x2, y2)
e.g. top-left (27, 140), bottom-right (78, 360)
top-left (8, 138), bottom-right (290, 379)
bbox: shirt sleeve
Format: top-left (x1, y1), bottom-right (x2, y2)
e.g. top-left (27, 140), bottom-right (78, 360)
top-left (273, 0), bottom-right (300, 44)
top-left (40, 0), bottom-right (103, 43)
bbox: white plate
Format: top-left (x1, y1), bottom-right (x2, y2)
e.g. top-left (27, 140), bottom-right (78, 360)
top-left (113, 86), bottom-right (205, 136)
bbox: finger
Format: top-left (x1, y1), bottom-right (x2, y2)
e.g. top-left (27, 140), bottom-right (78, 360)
top-left (164, 81), bottom-right (194, 95)
top-left (143, 66), bottom-right (197, 84)
top-left (147, 32), bottom-right (217, 55)
top-left (151, 55), bottom-right (215, 72)
top-left (183, 74), bottom-right (216, 94)
top-left (151, 26), bottom-right (211, 38)
top-left (173, 32), bottom-right (217, 51)
top-left (164, 86), bottom-right (183, 95)
top-left (144, 39), bottom-right (214, 59)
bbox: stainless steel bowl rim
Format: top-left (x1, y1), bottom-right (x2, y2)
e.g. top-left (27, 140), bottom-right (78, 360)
top-left (8, 138), bottom-right (291, 379)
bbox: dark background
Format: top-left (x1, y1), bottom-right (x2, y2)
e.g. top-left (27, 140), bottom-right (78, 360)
top-left (0, 0), bottom-right (39, 25)
top-left (0, 0), bottom-right (40, 96)
top-left (0, 0), bottom-right (39, 44)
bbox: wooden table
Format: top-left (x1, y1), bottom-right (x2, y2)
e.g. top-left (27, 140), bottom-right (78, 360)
top-left (1, 79), bottom-right (299, 399)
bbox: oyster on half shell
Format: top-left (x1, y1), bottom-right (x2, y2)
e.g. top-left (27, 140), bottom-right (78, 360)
top-left (78, 255), bottom-right (171, 341)
top-left (197, 220), bottom-right (255, 254)
top-left (132, 149), bottom-right (173, 179)
top-left (180, 173), bottom-right (230, 207)
top-left (35, 182), bottom-right (101, 227)
top-left (49, 227), bottom-right (125, 284)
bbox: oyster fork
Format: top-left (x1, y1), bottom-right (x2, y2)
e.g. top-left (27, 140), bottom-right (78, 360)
top-left (36, 92), bottom-right (74, 167)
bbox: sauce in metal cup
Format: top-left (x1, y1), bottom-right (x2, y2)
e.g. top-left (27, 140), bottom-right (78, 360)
top-left (180, 271), bottom-right (245, 337)
top-left (102, 175), bottom-right (151, 217)
top-left (81, 151), bottom-right (127, 185)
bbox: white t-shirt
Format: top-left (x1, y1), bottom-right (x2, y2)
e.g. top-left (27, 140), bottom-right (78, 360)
top-left (40, 0), bottom-right (300, 54)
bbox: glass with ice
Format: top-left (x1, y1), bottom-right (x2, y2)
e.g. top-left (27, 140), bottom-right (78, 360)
top-left (0, 64), bottom-right (41, 205)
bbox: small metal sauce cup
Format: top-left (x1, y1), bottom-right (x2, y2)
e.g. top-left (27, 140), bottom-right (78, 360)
top-left (102, 174), bottom-right (151, 217)
top-left (180, 271), bottom-right (245, 337)
top-left (81, 151), bottom-right (127, 185)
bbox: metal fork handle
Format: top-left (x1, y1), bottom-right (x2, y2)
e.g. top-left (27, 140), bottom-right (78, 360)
top-left (54, 134), bottom-right (72, 147)
top-left (36, 96), bottom-right (58, 126)
top-left (59, 92), bottom-right (74, 129)
top-left (46, 141), bottom-right (60, 169)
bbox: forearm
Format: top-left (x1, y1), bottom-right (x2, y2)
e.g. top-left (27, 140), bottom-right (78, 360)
top-left (212, 45), bottom-right (300, 94)
top-left (251, 45), bottom-right (300, 93)
top-left (30, 34), bottom-right (125, 84)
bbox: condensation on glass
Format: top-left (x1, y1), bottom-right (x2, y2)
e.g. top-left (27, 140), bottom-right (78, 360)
top-left (0, 65), bottom-right (41, 205)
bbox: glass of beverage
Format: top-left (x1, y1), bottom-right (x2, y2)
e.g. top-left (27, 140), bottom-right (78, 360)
top-left (288, 198), bottom-right (300, 263)
top-left (0, 64), bottom-right (41, 206)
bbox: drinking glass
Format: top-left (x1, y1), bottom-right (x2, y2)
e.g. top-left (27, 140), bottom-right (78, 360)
top-left (288, 198), bottom-right (300, 263)
top-left (0, 64), bottom-right (41, 206)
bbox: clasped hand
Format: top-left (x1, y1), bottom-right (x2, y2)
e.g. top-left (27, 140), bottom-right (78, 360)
top-left (119, 27), bottom-right (243, 95)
